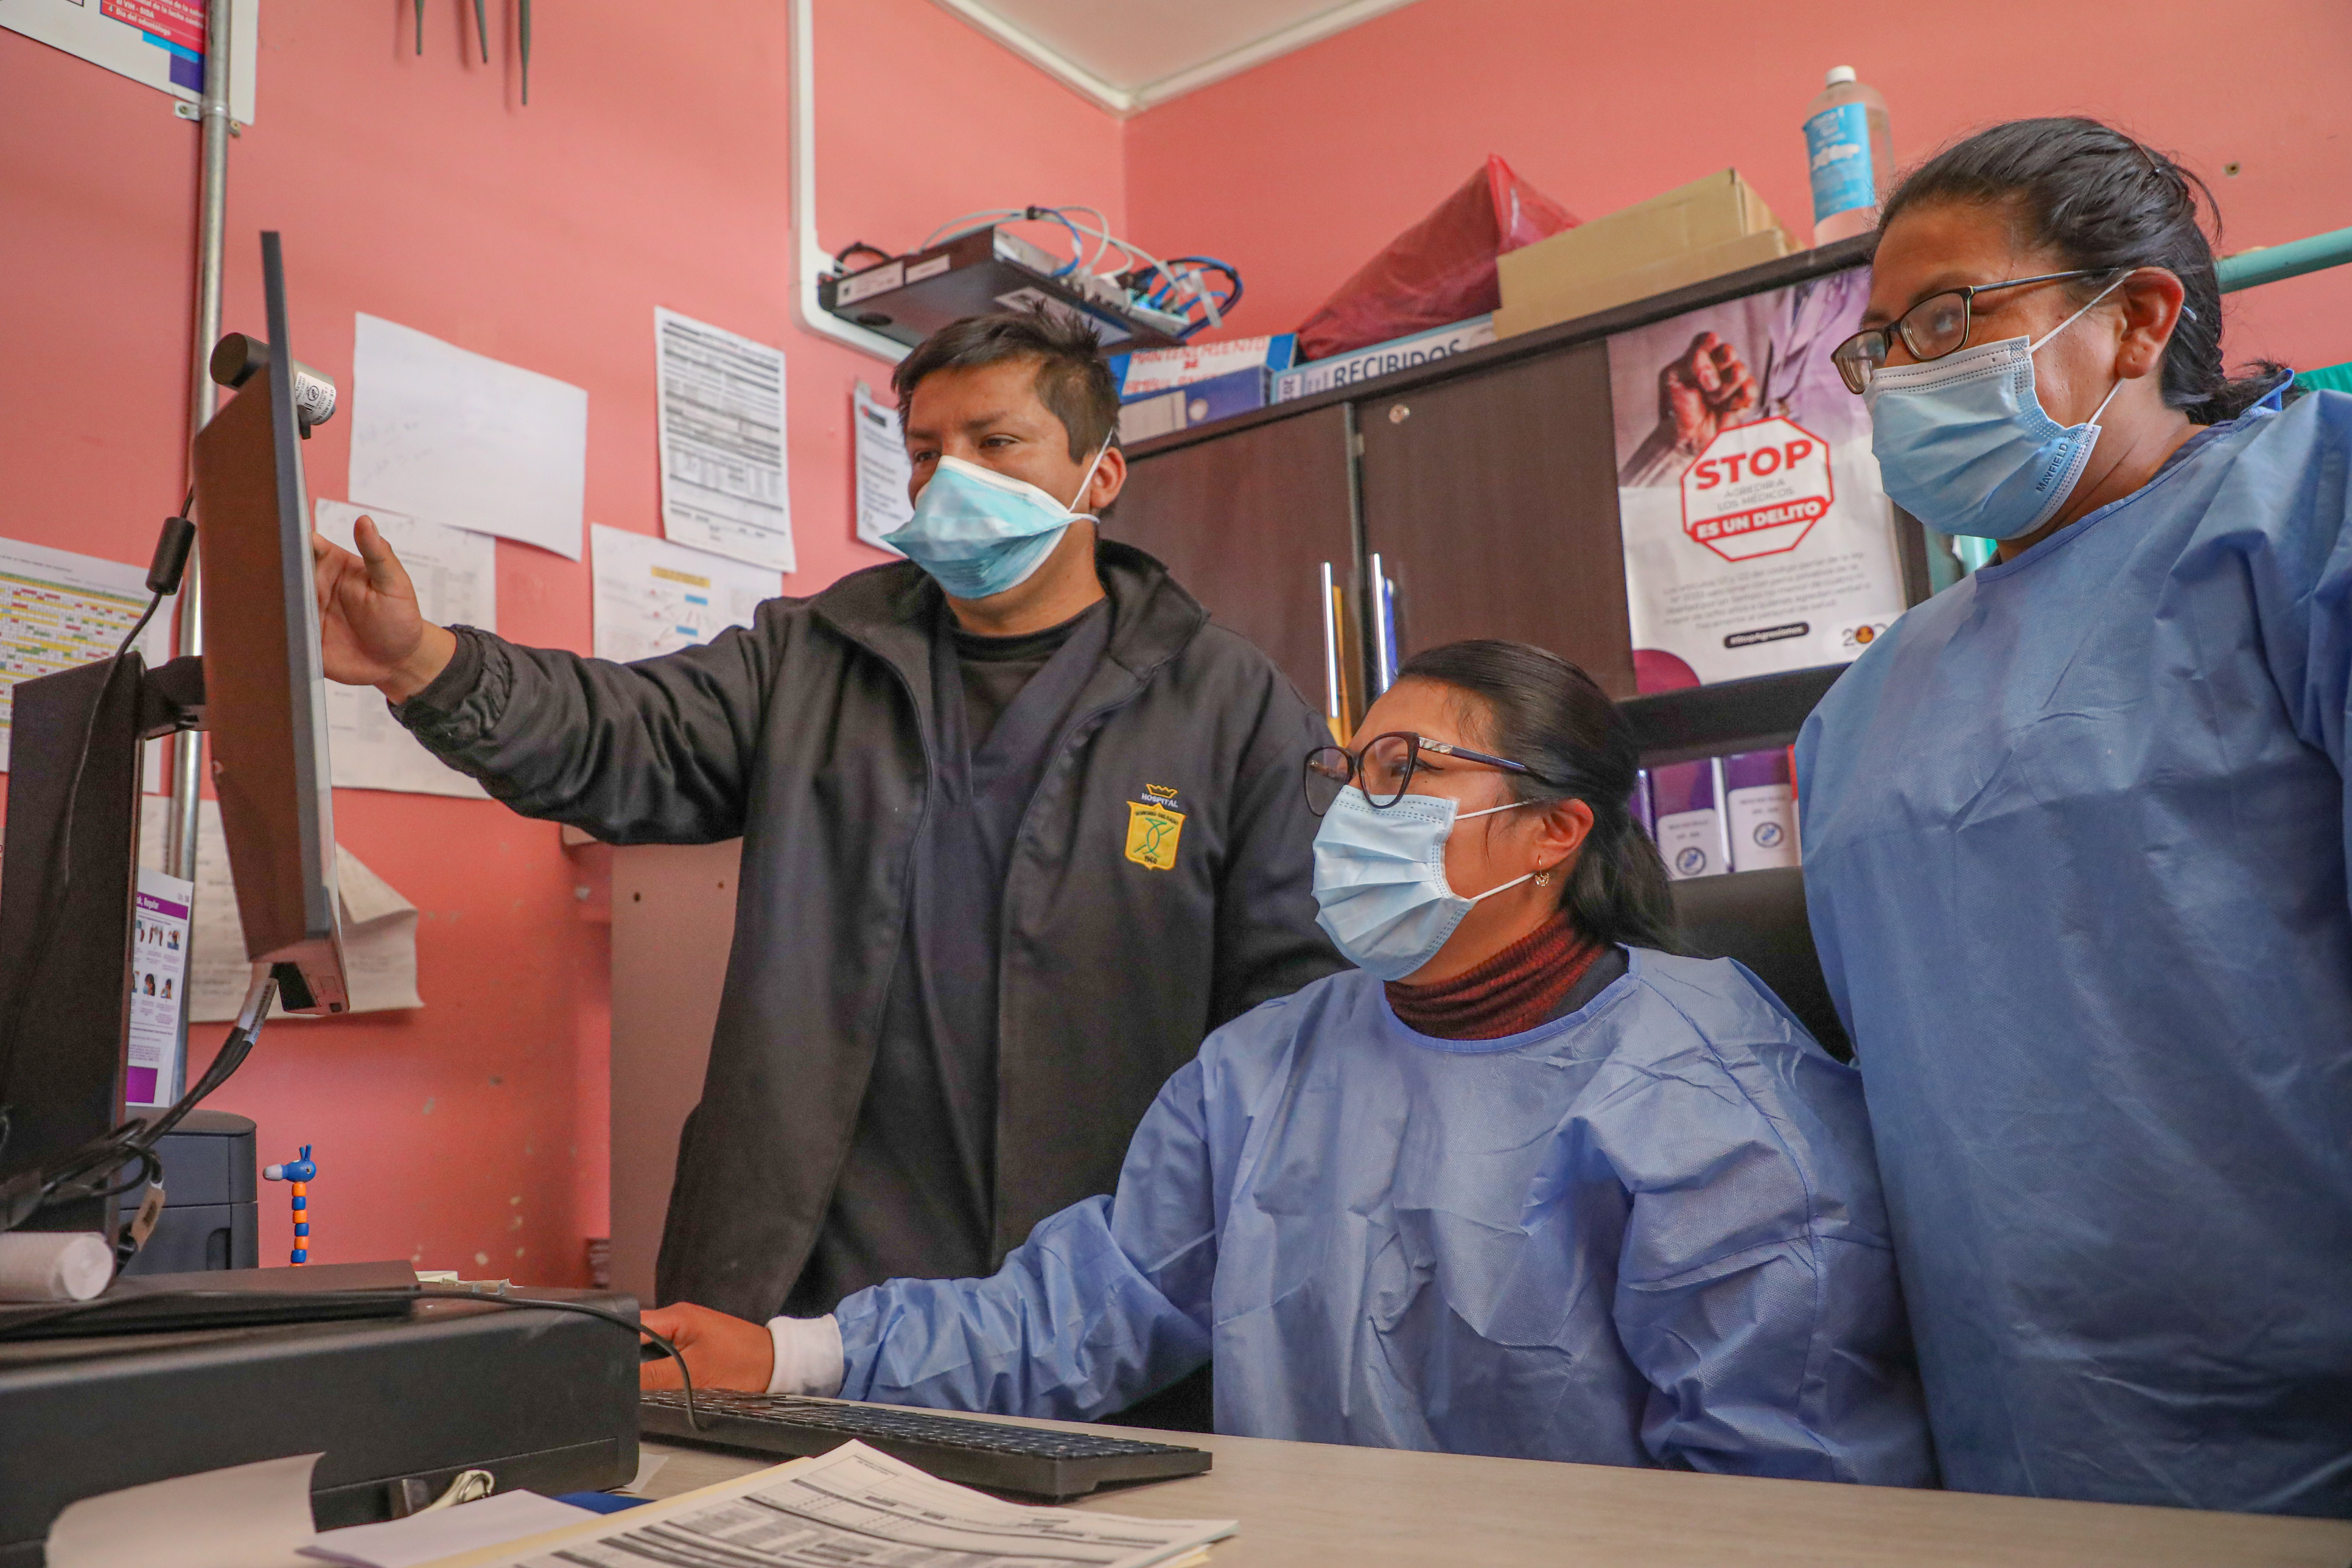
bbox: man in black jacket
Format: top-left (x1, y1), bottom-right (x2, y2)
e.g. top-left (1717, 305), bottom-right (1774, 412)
top-left (311, 310), bottom-right (1341, 1390)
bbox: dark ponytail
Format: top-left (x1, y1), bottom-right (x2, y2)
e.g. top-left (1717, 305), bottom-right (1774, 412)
top-left (1395, 639), bottom-right (1679, 952)
top-left (1881, 117), bottom-right (2287, 424)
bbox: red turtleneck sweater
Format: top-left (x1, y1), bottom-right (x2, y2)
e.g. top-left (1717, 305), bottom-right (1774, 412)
top-left (1384, 912), bottom-right (1603, 1040)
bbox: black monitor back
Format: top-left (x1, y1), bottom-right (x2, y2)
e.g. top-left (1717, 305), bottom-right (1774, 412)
top-left (188, 233), bottom-right (347, 1014)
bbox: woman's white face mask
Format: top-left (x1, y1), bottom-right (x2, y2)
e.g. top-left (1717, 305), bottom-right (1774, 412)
top-left (1309, 788), bottom-right (1535, 981)
top-left (1863, 274), bottom-right (2128, 540)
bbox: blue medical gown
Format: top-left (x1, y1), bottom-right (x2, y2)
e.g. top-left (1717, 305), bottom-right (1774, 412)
top-left (1797, 389), bottom-right (2352, 1515)
top-left (833, 951), bottom-right (1931, 1483)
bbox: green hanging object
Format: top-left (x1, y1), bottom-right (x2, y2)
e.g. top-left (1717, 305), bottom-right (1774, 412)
top-left (472, 0), bottom-right (489, 64)
top-left (414, 0), bottom-right (424, 56)
top-left (2295, 362), bottom-right (2352, 397)
top-left (520, 0), bottom-right (532, 105)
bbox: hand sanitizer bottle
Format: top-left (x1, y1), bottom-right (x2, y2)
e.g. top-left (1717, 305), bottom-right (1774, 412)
top-left (1805, 66), bottom-right (1893, 245)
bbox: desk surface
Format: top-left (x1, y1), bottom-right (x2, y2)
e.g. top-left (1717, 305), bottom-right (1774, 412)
top-left (639, 1410), bottom-right (2352, 1568)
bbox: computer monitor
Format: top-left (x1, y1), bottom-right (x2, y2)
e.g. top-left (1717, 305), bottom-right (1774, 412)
top-left (189, 231), bottom-right (349, 1015)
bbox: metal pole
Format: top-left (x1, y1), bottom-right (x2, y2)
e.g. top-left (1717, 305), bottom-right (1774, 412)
top-left (2217, 225), bottom-right (2352, 294)
top-left (167, 0), bottom-right (230, 885)
top-left (160, 0), bottom-right (232, 1101)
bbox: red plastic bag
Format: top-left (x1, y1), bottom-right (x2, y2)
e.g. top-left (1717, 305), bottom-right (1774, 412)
top-left (1296, 155), bottom-right (1578, 362)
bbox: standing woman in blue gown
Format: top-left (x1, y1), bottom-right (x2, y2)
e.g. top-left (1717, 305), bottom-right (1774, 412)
top-left (1800, 117), bottom-right (2352, 1516)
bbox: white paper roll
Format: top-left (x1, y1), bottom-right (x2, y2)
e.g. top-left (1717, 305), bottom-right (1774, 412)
top-left (0, 1231), bottom-right (114, 1302)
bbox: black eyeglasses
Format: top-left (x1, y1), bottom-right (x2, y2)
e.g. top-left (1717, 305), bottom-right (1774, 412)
top-left (1830, 268), bottom-right (2126, 394)
top-left (1303, 732), bottom-right (1550, 817)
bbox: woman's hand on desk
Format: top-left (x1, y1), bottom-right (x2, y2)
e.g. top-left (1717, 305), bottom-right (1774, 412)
top-left (640, 1302), bottom-right (778, 1393)
top-left (310, 513), bottom-right (456, 704)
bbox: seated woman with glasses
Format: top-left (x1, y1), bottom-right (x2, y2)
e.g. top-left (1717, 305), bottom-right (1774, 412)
top-left (643, 638), bottom-right (1931, 1484)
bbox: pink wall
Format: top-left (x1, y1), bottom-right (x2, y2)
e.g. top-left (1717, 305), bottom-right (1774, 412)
top-left (1121, 0), bottom-right (2352, 376)
top-left (0, 0), bottom-right (1122, 1283)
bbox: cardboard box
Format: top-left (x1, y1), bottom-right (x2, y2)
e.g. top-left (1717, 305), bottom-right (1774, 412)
top-left (1495, 170), bottom-right (1793, 339)
top-left (1270, 316), bottom-right (1496, 403)
top-left (1117, 366), bottom-right (1269, 444)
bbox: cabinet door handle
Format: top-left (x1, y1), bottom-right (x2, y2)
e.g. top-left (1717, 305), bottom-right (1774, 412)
top-left (1368, 552), bottom-right (1396, 695)
top-left (1318, 562), bottom-right (1346, 742)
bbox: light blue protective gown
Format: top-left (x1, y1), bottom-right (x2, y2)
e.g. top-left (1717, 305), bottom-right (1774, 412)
top-left (833, 951), bottom-right (1932, 1484)
top-left (1797, 387), bottom-right (2352, 1516)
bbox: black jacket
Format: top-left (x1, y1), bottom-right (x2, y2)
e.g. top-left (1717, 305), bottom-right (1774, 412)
top-left (399, 541), bottom-right (1342, 1319)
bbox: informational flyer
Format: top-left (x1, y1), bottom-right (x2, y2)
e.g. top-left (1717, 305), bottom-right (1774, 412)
top-left (140, 798), bottom-right (423, 1022)
top-left (591, 524), bottom-right (779, 665)
top-left (852, 381), bottom-right (910, 554)
top-left (126, 866), bottom-right (193, 1106)
top-left (1607, 268), bottom-right (1905, 689)
top-left (349, 314), bottom-right (589, 561)
top-left (314, 500), bottom-right (494, 799)
top-left (0, 534), bottom-right (174, 771)
top-left (0, 0), bottom-right (257, 122)
top-left (655, 308), bottom-right (793, 572)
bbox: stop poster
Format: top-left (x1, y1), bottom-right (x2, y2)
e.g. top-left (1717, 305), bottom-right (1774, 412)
top-left (1606, 267), bottom-right (1907, 691)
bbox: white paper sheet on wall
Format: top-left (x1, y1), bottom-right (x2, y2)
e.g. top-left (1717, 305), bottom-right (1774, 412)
top-left (313, 499), bottom-right (494, 799)
top-left (0, 0), bottom-right (259, 125)
top-left (591, 524), bottom-right (778, 665)
top-left (348, 314), bottom-right (588, 561)
top-left (853, 381), bottom-right (911, 554)
top-left (0, 534), bottom-right (173, 773)
top-left (140, 798), bottom-right (424, 1022)
top-left (655, 308), bottom-right (794, 572)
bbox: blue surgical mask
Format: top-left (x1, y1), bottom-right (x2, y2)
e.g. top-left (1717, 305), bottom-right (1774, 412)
top-left (1311, 787), bottom-right (1534, 983)
top-left (885, 440), bottom-right (1111, 600)
top-left (1864, 276), bottom-right (2127, 540)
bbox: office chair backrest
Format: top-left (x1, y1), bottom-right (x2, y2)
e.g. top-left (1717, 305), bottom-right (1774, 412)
top-left (1669, 869), bottom-right (1852, 1062)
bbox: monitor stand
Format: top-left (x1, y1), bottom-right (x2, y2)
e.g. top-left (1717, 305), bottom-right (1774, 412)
top-left (0, 653), bottom-right (203, 1238)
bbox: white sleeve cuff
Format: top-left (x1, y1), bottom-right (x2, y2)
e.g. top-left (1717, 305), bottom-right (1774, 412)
top-left (765, 1312), bottom-right (845, 1397)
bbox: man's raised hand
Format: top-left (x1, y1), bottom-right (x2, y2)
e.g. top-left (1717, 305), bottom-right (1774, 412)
top-left (310, 513), bottom-right (456, 701)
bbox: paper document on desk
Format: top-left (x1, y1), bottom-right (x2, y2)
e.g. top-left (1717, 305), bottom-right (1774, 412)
top-left (46, 1452), bottom-right (319, 1568)
top-left (430, 1440), bottom-right (1234, 1568)
top-left (140, 799), bottom-right (424, 1021)
top-left (349, 314), bottom-right (588, 561)
top-left (315, 500), bottom-right (495, 799)
top-left (0, 532), bottom-right (173, 775)
top-left (656, 308), bottom-right (793, 572)
top-left (591, 524), bottom-right (778, 664)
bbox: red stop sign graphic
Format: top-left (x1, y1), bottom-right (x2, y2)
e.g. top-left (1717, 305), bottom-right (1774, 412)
top-left (1679, 416), bottom-right (1834, 562)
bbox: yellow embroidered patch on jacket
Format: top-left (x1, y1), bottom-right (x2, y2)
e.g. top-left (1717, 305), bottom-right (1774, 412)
top-left (1124, 801), bottom-right (1185, 870)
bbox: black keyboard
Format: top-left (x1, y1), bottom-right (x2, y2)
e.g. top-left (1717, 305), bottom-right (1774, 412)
top-left (638, 1389), bottom-right (1211, 1500)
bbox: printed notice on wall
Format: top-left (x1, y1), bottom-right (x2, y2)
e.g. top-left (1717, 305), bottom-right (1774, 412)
top-left (852, 381), bottom-right (911, 554)
top-left (0, 0), bottom-right (258, 122)
top-left (349, 314), bottom-right (589, 561)
top-left (1607, 269), bottom-right (1905, 689)
top-left (656, 308), bottom-right (793, 572)
top-left (127, 866), bottom-right (193, 1106)
top-left (591, 524), bottom-right (779, 665)
top-left (140, 798), bottom-right (424, 1022)
top-left (315, 500), bottom-right (495, 798)
top-left (0, 535), bottom-right (174, 772)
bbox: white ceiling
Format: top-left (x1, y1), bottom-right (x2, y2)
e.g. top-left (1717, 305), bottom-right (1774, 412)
top-left (930, 0), bottom-right (1424, 114)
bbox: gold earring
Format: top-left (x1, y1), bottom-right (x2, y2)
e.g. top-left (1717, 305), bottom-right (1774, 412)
top-left (1534, 869), bottom-right (1553, 887)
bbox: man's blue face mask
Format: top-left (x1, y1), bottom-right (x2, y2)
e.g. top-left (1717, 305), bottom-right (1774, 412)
top-left (1864, 275), bottom-right (2127, 541)
top-left (884, 438), bottom-right (1112, 601)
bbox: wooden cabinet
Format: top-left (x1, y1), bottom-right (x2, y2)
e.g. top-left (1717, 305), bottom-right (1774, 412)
top-left (1353, 341), bottom-right (1638, 699)
top-left (1104, 404), bottom-right (1361, 732)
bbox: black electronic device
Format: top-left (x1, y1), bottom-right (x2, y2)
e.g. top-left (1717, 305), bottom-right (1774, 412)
top-left (820, 224), bottom-right (1190, 351)
top-left (115, 1110), bottom-right (259, 1275)
top-left (638, 1389), bottom-right (1212, 1500)
top-left (0, 1269), bottom-right (641, 1563)
top-left (0, 230), bottom-right (345, 1247)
